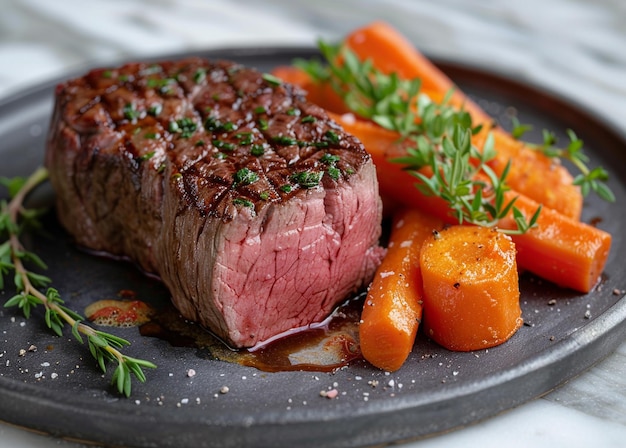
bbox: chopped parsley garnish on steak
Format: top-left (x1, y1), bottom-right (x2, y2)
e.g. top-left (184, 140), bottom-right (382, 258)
top-left (327, 166), bottom-right (341, 180)
top-left (324, 130), bottom-right (341, 144)
top-left (320, 153), bottom-right (341, 165)
top-left (258, 118), bottom-right (269, 131)
top-left (123, 103), bottom-right (141, 122)
top-left (233, 197), bottom-right (254, 208)
top-left (212, 139), bottom-right (235, 151)
top-left (233, 168), bottom-right (259, 186)
top-left (204, 116), bottom-right (221, 131)
top-left (262, 73), bottom-right (283, 86)
top-left (137, 151), bottom-right (156, 162)
top-left (271, 135), bottom-right (297, 146)
top-left (169, 118), bottom-right (197, 138)
top-left (148, 103), bottom-right (162, 116)
top-left (204, 117), bottom-right (237, 133)
top-left (146, 77), bottom-right (175, 90)
top-left (291, 171), bottom-right (323, 188)
top-left (320, 154), bottom-right (342, 180)
top-left (250, 144), bottom-right (265, 156)
top-left (235, 132), bottom-right (254, 145)
top-left (301, 115), bottom-right (316, 124)
top-left (193, 68), bottom-right (207, 84)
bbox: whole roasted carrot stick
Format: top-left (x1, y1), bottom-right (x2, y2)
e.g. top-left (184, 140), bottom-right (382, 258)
top-left (344, 21), bottom-right (491, 124)
top-left (344, 21), bottom-right (583, 220)
top-left (273, 22), bottom-right (584, 220)
top-left (330, 112), bottom-right (611, 293)
top-left (360, 208), bottom-right (443, 371)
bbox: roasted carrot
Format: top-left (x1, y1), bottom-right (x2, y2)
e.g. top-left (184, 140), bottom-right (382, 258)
top-left (420, 225), bottom-right (523, 351)
top-left (330, 112), bottom-right (611, 293)
top-left (344, 21), bottom-right (490, 125)
top-left (474, 129), bottom-right (582, 220)
top-left (275, 22), bottom-right (583, 219)
top-left (501, 191), bottom-right (611, 293)
top-left (344, 21), bottom-right (583, 220)
top-left (360, 208), bottom-right (443, 371)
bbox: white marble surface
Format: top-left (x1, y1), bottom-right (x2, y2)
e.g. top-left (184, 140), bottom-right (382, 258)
top-left (1, 0), bottom-right (626, 447)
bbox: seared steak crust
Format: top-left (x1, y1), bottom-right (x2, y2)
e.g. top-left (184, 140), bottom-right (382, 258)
top-left (46, 57), bottom-right (384, 347)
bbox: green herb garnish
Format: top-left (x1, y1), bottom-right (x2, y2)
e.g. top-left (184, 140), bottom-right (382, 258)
top-left (320, 153), bottom-right (340, 165)
top-left (137, 151), bottom-right (156, 162)
top-left (169, 118), bottom-right (197, 138)
top-left (193, 68), bottom-right (207, 84)
top-left (147, 103), bottom-right (162, 117)
top-left (290, 171), bottom-right (323, 189)
top-left (323, 130), bottom-right (340, 145)
top-left (510, 118), bottom-right (614, 202)
top-left (123, 103), bottom-right (141, 122)
top-left (258, 119), bottom-right (269, 131)
top-left (297, 42), bottom-right (544, 234)
top-left (262, 73), bottom-right (283, 86)
top-left (271, 135), bottom-right (297, 146)
top-left (233, 168), bottom-right (259, 186)
top-left (297, 40), bottom-right (614, 230)
top-left (0, 168), bottom-right (156, 397)
top-left (233, 198), bottom-right (254, 208)
top-left (212, 139), bottom-right (236, 151)
top-left (251, 144), bottom-right (265, 156)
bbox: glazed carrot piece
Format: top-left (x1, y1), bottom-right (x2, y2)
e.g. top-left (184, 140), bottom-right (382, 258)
top-left (330, 112), bottom-right (611, 293)
top-left (501, 192), bottom-right (611, 293)
top-left (360, 208), bottom-right (443, 371)
top-left (419, 225), bottom-right (523, 351)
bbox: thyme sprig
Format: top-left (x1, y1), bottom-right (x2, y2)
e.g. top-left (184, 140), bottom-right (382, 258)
top-left (511, 117), bottom-right (615, 202)
top-left (296, 43), bottom-right (539, 234)
top-left (1, 167), bottom-right (156, 397)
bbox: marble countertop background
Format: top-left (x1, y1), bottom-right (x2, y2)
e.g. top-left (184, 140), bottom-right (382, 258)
top-left (1, 0), bottom-right (625, 447)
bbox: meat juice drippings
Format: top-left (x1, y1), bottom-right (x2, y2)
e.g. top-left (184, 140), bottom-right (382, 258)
top-left (145, 297), bottom-right (363, 372)
top-left (87, 291), bottom-right (365, 372)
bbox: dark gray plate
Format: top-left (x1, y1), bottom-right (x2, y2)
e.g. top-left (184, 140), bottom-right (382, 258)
top-left (1, 47), bottom-right (625, 448)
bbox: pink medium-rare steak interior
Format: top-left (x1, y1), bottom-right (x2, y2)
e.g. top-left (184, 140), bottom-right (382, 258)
top-left (46, 57), bottom-right (384, 348)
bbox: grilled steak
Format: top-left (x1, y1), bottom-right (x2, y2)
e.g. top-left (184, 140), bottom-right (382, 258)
top-left (46, 57), bottom-right (384, 348)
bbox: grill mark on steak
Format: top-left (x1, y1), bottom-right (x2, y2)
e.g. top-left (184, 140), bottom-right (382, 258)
top-left (46, 57), bottom-right (384, 348)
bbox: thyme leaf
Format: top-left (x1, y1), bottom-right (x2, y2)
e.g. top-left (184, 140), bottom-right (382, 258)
top-left (299, 43), bottom-right (537, 234)
top-left (1, 167), bottom-right (156, 397)
top-left (510, 120), bottom-right (615, 203)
